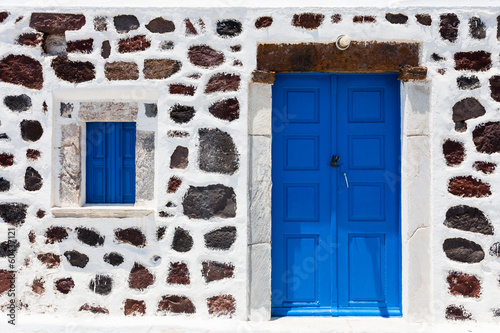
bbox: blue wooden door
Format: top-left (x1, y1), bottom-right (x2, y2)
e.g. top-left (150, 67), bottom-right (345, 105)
top-left (271, 74), bottom-right (401, 317)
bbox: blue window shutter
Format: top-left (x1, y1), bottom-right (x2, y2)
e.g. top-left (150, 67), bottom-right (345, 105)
top-left (86, 122), bottom-right (136, 204)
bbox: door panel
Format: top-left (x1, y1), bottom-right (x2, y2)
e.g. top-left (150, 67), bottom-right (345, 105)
top-left (272, 73), bottom-right (401, 317)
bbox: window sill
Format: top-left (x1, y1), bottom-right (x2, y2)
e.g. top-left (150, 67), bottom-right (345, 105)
top-left (50, 206), bottom-right (154, 218)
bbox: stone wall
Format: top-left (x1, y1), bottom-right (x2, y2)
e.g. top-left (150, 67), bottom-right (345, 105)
top-left (0, 5), bottom-right (499, 324)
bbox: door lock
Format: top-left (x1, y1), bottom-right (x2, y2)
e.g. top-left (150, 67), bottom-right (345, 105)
top-left (331, 155), bottom-right (341, 167)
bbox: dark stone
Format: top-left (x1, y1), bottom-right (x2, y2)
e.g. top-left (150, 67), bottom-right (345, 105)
top-left (64, 250), bottom-right (89, 268)
top-left (255, 16), bottom-right (273, 29)
top-left (32, 278), bottom-right (44, 295)
top-left (183, 184), bottom-right (236, 219)
top-left (209, 98), bottom-right (239, 121)
top-left (385, 13), bottom-right (408, 24)
top-left (469, 17), bottom-right (486, 39)
top-left (159, 41), bottom-right (174, 50)
top-left (101, 40), bottom-right (111, 59)
top-left (444, 205), bottom-right (493, 235)
top-left (37, 253), bottom-right (61, 268)
top-left (129, 263), bottom-right (155, 290)
top-left (0, 12), bottom-right (8, 23)
top-left (113, 15), bottom-right (139, 33)
top-left (124, 299), bottom-right (146, 316)
top-left (398, 66), bottom-right (427, 82)
top-left (60, 102), bottom-right (73, 117)
top-left (0, 178), bottom-right (10, 192)
top-left (205, 73), bottom-right (240, 93)
top-left (0, 203), bottom-right (28, 226)
top-left (448, 176), bottom-right (491, 198)
top-left (159, 211), bottom-right (173, 218)
top-left (0, 154), bottom-right (14, 167)
top-left (440, 14), bottom-right (460, 42)
top-left (446, 304), bottom-right (473, 321)
top-left (185, 19), bottom-right (198, 35)
top-left (89, 275), bottom-right (113, 295)
top-left (20, 120), bottom-right (43, 142)
top-left (17, 33), bottom-right (43, 47)
top-left (416, 14), bottom-right (432, 26)
top-left (36, 209), bottom-right (45, 219)
top-left (55, 277), bottom-right (74, 294)
top-left (188, 45), bottom-right (224, 68)
top-left (202, 261), bottom-right (234, 282)
top-left (443, 238), bottom-right (485, 263)
top-left (76, 227), bottom-right (104, 247)
top-left (292, 13), bottom-right (324, 29)
top-left (489, 76), bottom-right (500, 102)
top-left (489, 242), bottom-right (500, 257)
top-left (105, 61), bottom-right (139, 81)
top-left (166, 201), bottom-right (176, 207)
top-left (331, 14), bottom-right (342, 23)
top-left (29, 13), bottom-right (85, 33)
top-left (158, 295), bottom-right (195, 314)
top-left (115, 228), bottom-right (146, 248)
top-left (167, 130), bottom-right (189, 138)
top-left (94, 16), bottom-right (107, 31)
top-left (447, 272), bottom-right (481, 298)
top-left (0, 134), bottom-right (8, 140)
top-left (167, 262), bottom-right (190, 285)
top-left (3, 94), bottom-right (31, 112)
top-left (457, 75), bottom-right (480, 90)
top-left (79, 304), bottom-right (109, 314)
top-left (118, 35), bottom-right (151, 53)
top-left (167, 176), bottom-right (182, 193)
top-left (198, 128), bottom-right (239, 175)
top-left (51, 56), bottom-right (95, 83)
top-left (0, 54), bottom-right (43, 90)
top-left (145, 103), bottom-right (157, 118)
top-left (143, 59), bottom-right (181, 79)
top-left (452, 97), bottom-right (485, 132)
top-left (473, 122), bottom-right (500, 153)
top-left (233, 59), bottom-right (241, 66)
top-left (443, 140), bottom-right (464, 166)
top-left (42, 101), bottom-right (48, 113)
top-left (28, 231), bottom-right (35, 243)
top-left (216, 19), bottom-right (242, 37)
top-left (207, 295), bottom-right (235, 317)
top-left (156, 227), bottom-right (167, 241)
top-left (353, 16), bottom-right (376, 23)
top-left (170, 104), bottom-right (195, 124)
top-left (24, 166), bottom-right (43, 191)
top-left (0, 239), bottom-right (19, 257)
top-left (257, 42), bottom-right (419, 73)
top-left (169, 84), bottom-right (195, 96)
top-left (473, 161), bottom-right (496, 174)
top-left (45, 226), bottom-right (68, 244)
top-left (170, 146), bottom-right (189, 169)
top-left (230, 45), bottom-right (241, 52)
top-left (431, 53), bottom-right (445, 62)
top-left (103, 252), bottom-right (124, 266)
top-left (0, 270), bottom-right (14, 296)
top-left (455, 51), bottom-right (491, 72)
top-left (66, 38), bottom-right (93, 53)
top-left (146, 17), bottom-right (175, 33)
top-left (172, 227), bottom-right (193, 253)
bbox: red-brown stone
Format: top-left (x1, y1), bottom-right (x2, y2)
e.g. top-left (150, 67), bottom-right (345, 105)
top-left (169, 84), bottom-right (195, 96)
top-left (205, 73), bottom-right (240, 94)
top-left (209, 98), bottom-right (239, 121)
top-left (455, 51), bottom-right (491, 72)
top-left (145, 17), bottom-right (175, 33)
top-left (129, 263), bottom-right (155, 290)
top-left (30, 13), bottom-right (85, 33)
top-left (37, 253), bottom-right (61, 268)
top-left (0, 55), bottom-right (43, 90)
top-left (66, 38), bottom-right (93, 54)
top-left (252, 70), bottom-right (275, 84)
top-left (16, 33), bottom-right (43, 46)
top-left (105, 62), bottom-right (139, 81)
top-left (28, 231), bottom-right (36, 243)
top-left (443, 140), bottom-right (465, 166)
top-left (255, 16), bottom-right (273, 29)
top-left (489, 76), bottom-right (500, 102)
top-left (167, 176), bottom-right (182, 193)
top-left (26, 149), bottom-right (41, 160)
top-left (167, 262), bottom-right (190, 285)
top-left (143, 59), bottom-right (181, 79)
top-left (331, 14), bottom-right (342, 23)
top-left (79, 304), bottom-right (109, 314)
top-left (353, 16), bottom-right (376, 23)
top-left (292, 13), bottom-right (324, 30)
top-left (398, 66), bottom-right (427, 81)
top-left (32, 278), bottom-right (44, 295)
top-left (473, 122), bottom-right (500, 154)
top-left (207, 295), bottom-right (235, 317)
top-left (0, 153), bottom-right (13, 167)
top-left (118, 35), bottom-right (151, 53)
top-left (448, 176), bottom-right (491, 198)
top-left (447, 272), bottom-right (481, 298)
top-left (202, 261), bottom-right (234, 282)
top-left (124, 299), bottom-right (146, 316)
top-left (188, 45), bottom-right (224, 68)
top-left (440, 14), bottom-right (459, 42)
top-left (473, 161), bottom-right (496, 174)
top-left (55, 277), bottom-right (75, 294)
top-left (0, 12), bottom-right (9, 23)
top-left (416, 14), bottom-right (432, 26)
top-left (115, 228), bottom-right (146, 247)
top-left (170, 146), bottom-right (189, 169)
top-left (0, 270), bottom-right (14, 295)
top-left (185, 19), bottom-right (198, 35)
top-left (45, 226), bottom-right (68, 244)
top-left (385, 13), bottom-right (408, 24)
top-left (51, 56), bottom-right (95, 83)
top-left (158, 295), bottom-right (195, 314)
top-left (446, 304), bottom-right (473, 321)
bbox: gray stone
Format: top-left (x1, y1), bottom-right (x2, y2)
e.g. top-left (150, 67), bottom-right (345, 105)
top-left (469, 17), bottom-right (486, 39)
top-left (114, 15), bottom-right (139, 33)
top-left (103, 252), bottom-right (124, 266)
top-left (60, 102), bottom-right (73, 118)
top-left (0, 240), bottom-right (19, 257)
top-left (136, 131), bottom-right (155, 202)
top-left (89, 274), bottom-right (113, 295)
top-left (0, 178), bottom-right (9, 192)
top-left (489, 242), bottom-right (500, 257)
top-left (216, 19), bottom-right (242, 37)
top-left (249, 243), bottom-right (271, 321)
top-left (443, 238), bottom-right (484, 263)
top-left (170, 146), bottom-right (188, 169)
top-left (198, 128), bottom-right (239, 175)
top-left (452, 97), bottom-right (485, 132)
top-left (0, 203), bottom-right (28, 226)
top-left (4, 94), bottom-right (31, 112)
top-left (59, 123), bottom-right (81, 206)
top-left (79, 102), bottom-right (138, 121)
top-left (457, 76), bottom-right (480, 90)
top-left (24, 166), bottom-right (42, 191)
top-left (172, 227), bottom-right (193, 252)
top-left (204, 226), bottom-right (236, 250)
top-left (444, 205), bottom-right (493, 235)
top-left (145, 103), bottom-right (157, 118)
top-left (183, 184), bottom-right (236, 219)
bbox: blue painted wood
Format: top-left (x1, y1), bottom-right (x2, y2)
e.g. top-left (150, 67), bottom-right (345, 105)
top-left (271, 74), bottom-right (401, 317)
top-left (86, 122), bottom-right (136, 204)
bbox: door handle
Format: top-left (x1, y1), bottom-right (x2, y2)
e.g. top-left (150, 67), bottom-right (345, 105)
top-left (342, 172), bottom-right (349, 188)
top-left (331, 155), bottom-right (341, 167)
